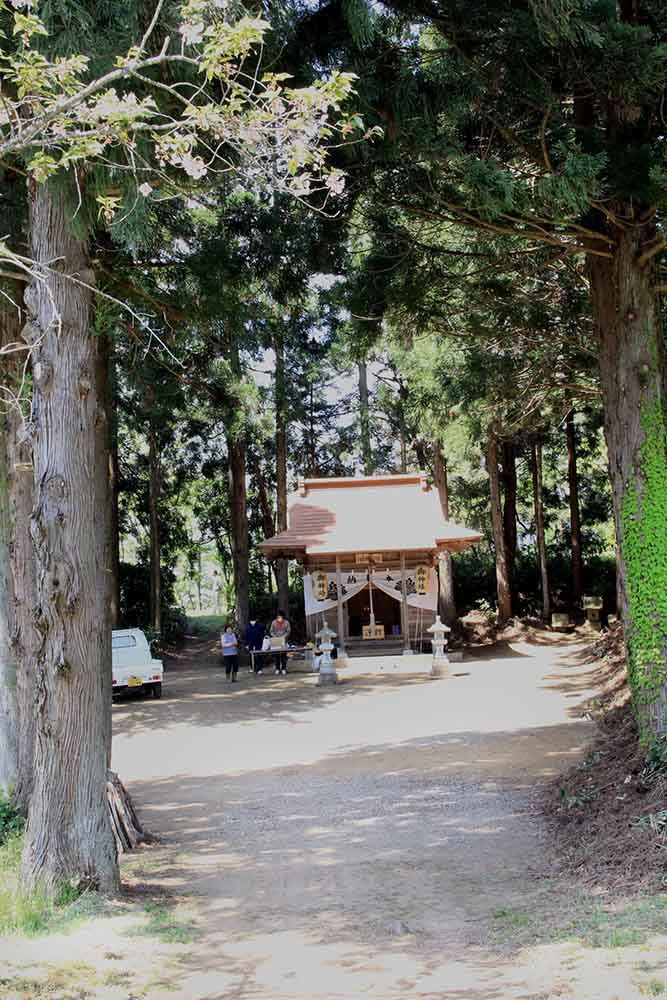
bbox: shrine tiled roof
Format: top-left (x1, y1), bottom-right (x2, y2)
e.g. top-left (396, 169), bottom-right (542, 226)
top-left (257, 472), bottom-right (482, 559)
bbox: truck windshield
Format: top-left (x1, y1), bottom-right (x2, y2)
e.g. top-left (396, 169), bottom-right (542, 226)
top-left (112, 635), bottom-right (137, 649)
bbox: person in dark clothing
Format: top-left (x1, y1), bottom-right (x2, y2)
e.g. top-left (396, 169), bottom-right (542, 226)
top-left (244, 617), bottom-right (266, 674)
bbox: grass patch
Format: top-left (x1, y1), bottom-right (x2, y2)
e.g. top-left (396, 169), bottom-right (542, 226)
top-left (130, 902), bottom-right (197, 944)
top-left (0, 831), bottom-right (107, 937)
top-left (639, 980), bottom-right (667, 997)
top-left (490, 889), bottom-right (667, 952)
top-left (0, 961), bottom-right (97, 998)
top-left (186, 614), bottom-right (227, 636)
top-left (492, 906), bottom-right (532, 930)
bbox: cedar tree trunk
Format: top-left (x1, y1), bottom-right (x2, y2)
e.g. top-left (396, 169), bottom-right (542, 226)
top-left (501, 441), bottom-right (518, 596)
top-left (108, 349), bottom-right (120, 630)
top-left (22, 181), bottom-right (117, 892)
top-left (358, 360), bottom-right (373, 474)
top-left (565, 410), bottom-right (584, 609)
top-left (0, 306), bottom-right (18, 793)
top-left (487, 435), bottom-right (512, 624)
top-left (147, 407), bottom-right (161, 636)
top-left (3, 282), bottom-right (38, 813)
top-left (531, 441), bottom-right (551, 622)
top-left (431, 441), bottom-right (457, 625)
top-left (227, 433), bottom-right (249, 633)
top-left (274, 337), bottom-right (289, 616)
top-left (588, 227), bottom-right (667, 735)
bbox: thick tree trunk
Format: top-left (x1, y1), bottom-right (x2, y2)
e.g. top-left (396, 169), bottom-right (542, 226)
top-left (3, 284), bottom-right (38, 814)
top-left (96, 334), bottom-right (113, 766)
top-left (501, 441), bottom-right (518, 595)
top-left (109, 438), bottom-right (121, 629)
top-left (565, 410), bottom-right (584, 609)
top-left (147, 409), bottom-right (161, 636)
top-left (531, 441), bottom-right (551, 622)
top-left (588, 228), bottom-right (667, 735)
top-left (108, 349), bottom-right (120, 629)
top-left (274, 337), bottom-right (289, 616)
top-left (8, 425), bottom-right (38, 815)
top-left (21, 181), bottom-right (117, 892)
top-left (308, 384), bottom-right (318, 476)
top-left (431, 441), bottom-right (457, 625)
top-left (227, 434), bottom-right (249, 633)
top-left (487, 435), bottom-right (512, 624)
top-left (0, 360), bottom-right (18, 795)
top-left (358, 361), bottom-right (373, 474)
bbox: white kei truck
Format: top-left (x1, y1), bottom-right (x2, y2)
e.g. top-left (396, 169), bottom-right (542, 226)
top-left (111, 628), bottom-right (163, 699)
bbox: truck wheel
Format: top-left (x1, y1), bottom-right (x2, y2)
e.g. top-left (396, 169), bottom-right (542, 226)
top-left (152, 682), bottom-right (162, 699)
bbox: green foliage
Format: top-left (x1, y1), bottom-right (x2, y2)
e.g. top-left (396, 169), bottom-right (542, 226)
top-left (621, 399), bottom-right (667, 739)
top-left (119, 563), bottom-right (187, 641)
top-left (641, 737), bottom-right (667, 783)
top-left (0, 830), bottom-right (105, 937)
top-left (0, 794), bottom-right (24, 847)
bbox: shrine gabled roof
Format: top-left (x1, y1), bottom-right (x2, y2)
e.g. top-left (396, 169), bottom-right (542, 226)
top-left (257, 472), bottom-right (482, 560)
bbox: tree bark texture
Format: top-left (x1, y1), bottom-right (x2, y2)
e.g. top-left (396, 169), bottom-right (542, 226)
top-left (431, 441), bottom-right (457, 625)
top-left (108, 348), bottom-right (120, 630)
top-left (22, 181), bottom-right (117, 892)
top-left (588, 227), bottom-right (667, 735)
top-left (227, 434), bottom-right (249, 633)
top-left (95, 334), bottom-right (112, 766)
top-left (2, 280), bottom-right (38, 811)
top-left (487, 436), bottom-right (512, 624)
top-left (531, 442), bottom-right (551, 622)
top-left (274, 337), bottom-right (289, 616)
top-left (0, 328), bottom-right (18, 794)
top-left (565, 410), bottom-right (584, 608)
top-left (358, 361), bottom-right (373, 475)
top-left (501, 441), bottom-right (518, 596)
top-left (147, 404), bottom-right (161, 636)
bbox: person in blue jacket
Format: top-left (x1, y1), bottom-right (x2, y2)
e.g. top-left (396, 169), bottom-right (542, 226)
top-left (244, 616), bottom-right (266, 674)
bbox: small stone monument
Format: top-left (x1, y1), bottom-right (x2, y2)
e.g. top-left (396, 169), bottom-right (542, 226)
top-left (583, 595), bottom-right (603, 632)
top-left (427, 614), bottom-right (451, 678)
top-left (316, 622), bottom-right (338, 686)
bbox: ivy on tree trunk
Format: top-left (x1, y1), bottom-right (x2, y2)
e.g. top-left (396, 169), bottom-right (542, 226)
top-left (589, 230), bottom-right (667, 739)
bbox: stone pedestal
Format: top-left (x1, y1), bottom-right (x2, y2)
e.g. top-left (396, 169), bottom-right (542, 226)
top-left (431, 655), bottom-right (450, 678)
top-left (427, 614), bottom-right (452, 680)
top-left (316, 623), bottom-right (338, 686)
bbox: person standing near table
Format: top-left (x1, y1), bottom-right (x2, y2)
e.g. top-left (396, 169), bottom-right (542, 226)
top-left (220, 624), bottom-right (239, 682)
top-left (244, 616), bottom-right (266, 674)
top-left (270, 610), bottom-right (291, 675)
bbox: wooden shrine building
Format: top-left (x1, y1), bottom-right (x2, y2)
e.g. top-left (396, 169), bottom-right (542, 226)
top-left (258, 472), bottom-right (482, 656)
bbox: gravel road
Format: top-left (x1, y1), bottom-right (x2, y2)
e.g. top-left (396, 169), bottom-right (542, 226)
top-left (112, 635), bottom-right (601, 999)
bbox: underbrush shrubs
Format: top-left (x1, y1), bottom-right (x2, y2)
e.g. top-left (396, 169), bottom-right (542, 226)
top-left (0, 793), bottom-right (24, 846)
top-left (0, 795), bottom-right (103, 936)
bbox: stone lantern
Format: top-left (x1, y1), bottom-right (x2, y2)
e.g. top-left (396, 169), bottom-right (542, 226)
top-left (316, 622), bottom-right (338, 686)
top-left (427, 614), bottom-right (451, 678)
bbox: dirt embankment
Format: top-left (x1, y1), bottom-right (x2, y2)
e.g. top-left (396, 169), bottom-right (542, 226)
top-left (544, 624), bottom-right (667, 891)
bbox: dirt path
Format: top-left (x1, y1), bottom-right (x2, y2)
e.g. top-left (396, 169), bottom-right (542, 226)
top-left (109, 633), bottom-right (663, 1000)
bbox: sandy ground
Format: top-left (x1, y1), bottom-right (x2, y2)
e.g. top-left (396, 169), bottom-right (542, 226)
top-left (110, 633), bottom-right (667, 1000)
top-left (4, 634), bottom-right (667, 1000)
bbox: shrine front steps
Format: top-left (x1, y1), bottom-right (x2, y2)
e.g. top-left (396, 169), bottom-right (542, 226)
top-left (344, 638), bottom-right (414, 658)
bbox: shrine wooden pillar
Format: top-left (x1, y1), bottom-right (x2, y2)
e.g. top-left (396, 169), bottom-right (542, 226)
top-left (400, 553), bottom-right (412, 654)
top-left (335, 556), bottom-right (346, 657)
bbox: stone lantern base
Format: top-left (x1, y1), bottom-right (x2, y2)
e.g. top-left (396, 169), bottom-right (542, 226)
top-left (318, 665), bottom-right (338, 685)
top-left (431, 656), bottom-right (450, 679)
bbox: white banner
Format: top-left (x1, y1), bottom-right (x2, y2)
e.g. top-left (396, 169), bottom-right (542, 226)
top-left (304, 567), bottom-right (437, 616)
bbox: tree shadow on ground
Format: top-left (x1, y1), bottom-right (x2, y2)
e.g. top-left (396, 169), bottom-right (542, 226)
top-left (120, 720), bottom-right (592, 1000)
